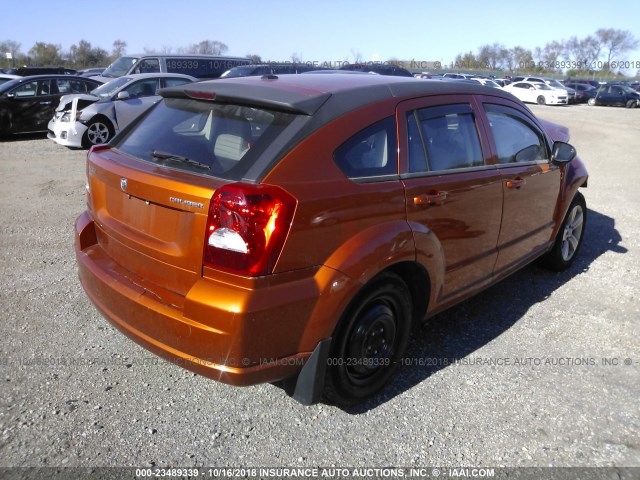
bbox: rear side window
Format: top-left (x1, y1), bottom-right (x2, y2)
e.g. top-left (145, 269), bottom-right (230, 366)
top-left (114, 98), bottom-right (297, 181)
top-left (334, 117), bottom-right (397, 179)
top-left (407, 104), bottom-right (484, 172)
top-left (484, 104), bottom-right (548, 164)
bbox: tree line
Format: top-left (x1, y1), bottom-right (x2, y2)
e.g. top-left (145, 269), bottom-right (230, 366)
top-left (2, 28), bottom-right (638, 76)
top-left (451, 29), bottom-right (639, 77)
top-left (0, 39), bottom-right (230, 71)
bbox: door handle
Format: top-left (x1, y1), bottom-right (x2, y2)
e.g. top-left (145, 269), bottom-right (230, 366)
top-left (506, 177), bottom-right (525, 189)
top-left (414, 191), bottom-right (448, 207)
top-left (39, 101), bottom-right (52, 105)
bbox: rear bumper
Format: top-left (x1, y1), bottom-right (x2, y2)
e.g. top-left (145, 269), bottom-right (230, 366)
top-left (75, 211), bottom-right (353, 386)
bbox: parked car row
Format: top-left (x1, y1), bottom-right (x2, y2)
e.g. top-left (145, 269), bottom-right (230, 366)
top-left (0, 75), bottom-right (102, 135)
top-left (47, 73), bottom-right (196, 147)
top-left (2, 69), bottom-right (637, 142)
top-left (427, 73), bottom-right (640, 108)
top-left (0, 55), bottom-right (255, 140)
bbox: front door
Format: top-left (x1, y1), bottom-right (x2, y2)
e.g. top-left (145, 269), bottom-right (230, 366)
top-left (481, 102), bottom-right (561, 275)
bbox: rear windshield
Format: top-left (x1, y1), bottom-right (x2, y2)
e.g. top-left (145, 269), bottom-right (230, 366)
top-left (114, 98), bottom-right (297, 181)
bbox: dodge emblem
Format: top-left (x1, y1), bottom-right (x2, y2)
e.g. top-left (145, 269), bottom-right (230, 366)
top-left (120, 178), bottom-right (128, 191)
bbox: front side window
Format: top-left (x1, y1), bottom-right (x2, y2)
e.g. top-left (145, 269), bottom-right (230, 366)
top-left (334, 117), bottom-right (397, 179)
top-left (407, 104), bottom-right (484, 172)
top-left (135, 59), bottom-right (160, 74)
top-left (485, 104), bottom-right (548, 164)
top-left (12, 81), bottom-right (38, 97)
top-left (12, 80), bottom-right (51, 97)
top-left (124, 79), bottom-right (159, 98)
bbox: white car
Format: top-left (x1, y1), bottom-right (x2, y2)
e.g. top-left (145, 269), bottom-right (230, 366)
top-left (503, 81), bottom-right (568, 105)
top-left (47, 73), bottom-right (196, 148)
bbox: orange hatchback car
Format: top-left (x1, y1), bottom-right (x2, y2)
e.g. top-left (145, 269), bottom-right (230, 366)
top-left (75, 74), bottom-right (588, 405)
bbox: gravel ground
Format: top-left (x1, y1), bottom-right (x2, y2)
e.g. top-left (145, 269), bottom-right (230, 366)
top-left (0, 104), bottom-right (638, 471)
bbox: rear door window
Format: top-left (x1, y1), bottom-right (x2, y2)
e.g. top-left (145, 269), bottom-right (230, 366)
top-left (407, 104), bottom-right (484, 172)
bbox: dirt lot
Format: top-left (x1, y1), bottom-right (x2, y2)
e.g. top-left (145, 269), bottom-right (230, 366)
top-left (0, 104), bottom-right (639, 472)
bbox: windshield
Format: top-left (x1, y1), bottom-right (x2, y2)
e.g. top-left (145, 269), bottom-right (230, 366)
top-left (621, 86), bottom-right (637, 94)
top-left (90, 77), bottom-right (133, 98)
top-left (101, 56), bottom-right (140, 78)
top-left (548, 80), bottom-right (565, 88)
top-left (114, 98), bottom-right (298, 181)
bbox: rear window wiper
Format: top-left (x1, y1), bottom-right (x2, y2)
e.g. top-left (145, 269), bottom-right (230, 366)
top-left (151, 150), bottom-right (210, 170)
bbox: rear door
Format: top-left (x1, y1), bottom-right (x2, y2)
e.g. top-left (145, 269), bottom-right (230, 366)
top-left (479, 100), bottom-right (561, 275)
top-left (398, 96), bottom-right (503, 304)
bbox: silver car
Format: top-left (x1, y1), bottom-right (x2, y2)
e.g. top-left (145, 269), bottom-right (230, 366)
top-left (47, 73), bottom-right (196, 148)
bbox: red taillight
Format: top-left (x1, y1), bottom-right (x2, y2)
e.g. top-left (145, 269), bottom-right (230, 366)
top-left (203, 183), bottom-right (297, 276)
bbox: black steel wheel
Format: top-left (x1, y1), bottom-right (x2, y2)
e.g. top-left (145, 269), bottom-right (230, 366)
top-left (324, 272), bottom-right (412, 405)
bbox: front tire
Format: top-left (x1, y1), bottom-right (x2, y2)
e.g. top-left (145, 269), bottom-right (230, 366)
top-left (324, 272), bottom-right (412, 405)
top-left (625, 99), bottom-right (636, 109)
top-left (543, 192), bottom-right (586, 271)
top-left (537, 95), bottom-right (546, 105)
top-left (83, 118), bottom-right (114, 147)
top-left (587, 97), bottom-right (596, 106)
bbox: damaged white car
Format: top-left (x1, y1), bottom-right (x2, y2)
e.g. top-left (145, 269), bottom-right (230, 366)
top-left (47, 73), bottom-right (196, 148)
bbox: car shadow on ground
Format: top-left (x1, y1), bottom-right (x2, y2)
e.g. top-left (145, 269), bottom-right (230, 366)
top-left (337, 208), bottom-right (626, 414)
top-left (0, 132), bottom-right (47, 142)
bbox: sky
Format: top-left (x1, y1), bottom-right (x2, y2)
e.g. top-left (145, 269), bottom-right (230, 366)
top-left (2, 0), bottom-right (639, 71)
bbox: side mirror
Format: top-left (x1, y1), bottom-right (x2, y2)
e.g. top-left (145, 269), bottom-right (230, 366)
top-left (551, 141), bottom-right (576, 164)
top-left (116, 91), bottom-right (130, 100)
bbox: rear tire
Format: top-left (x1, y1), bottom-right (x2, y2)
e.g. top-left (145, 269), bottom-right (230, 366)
top-left (324, 272), bottom-right (412, 406)
top-left (587, 97), bottom-right (596, 106)
top-left (542, 192), bottom-right (586, 271)
top-left (625, 100), bottom-right (636, 109)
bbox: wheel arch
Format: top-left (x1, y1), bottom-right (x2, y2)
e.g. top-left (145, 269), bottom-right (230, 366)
top-left (82, 114), bottom-right (115, 147)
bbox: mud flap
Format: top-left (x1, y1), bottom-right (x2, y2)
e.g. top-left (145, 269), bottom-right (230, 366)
top-left (287, 338), bottom-right (332, 405)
